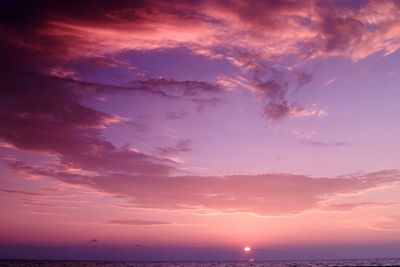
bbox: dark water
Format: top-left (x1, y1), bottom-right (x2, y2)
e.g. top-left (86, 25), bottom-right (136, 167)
top-left (1, 259), bottom-right (400, 267)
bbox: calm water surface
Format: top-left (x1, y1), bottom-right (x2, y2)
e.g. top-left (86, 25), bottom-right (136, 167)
top-left (1, 259), bottom-right (400, 267)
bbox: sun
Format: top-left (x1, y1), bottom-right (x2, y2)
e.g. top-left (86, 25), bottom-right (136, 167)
top-left (243, 246), bottom-right (251, 252)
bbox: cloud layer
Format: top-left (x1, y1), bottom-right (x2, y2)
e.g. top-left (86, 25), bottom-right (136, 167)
top-left (10, 162), bottom-right (400, 216)
top-left (1, 0), bottom-right (400, 221)
top-left (3, 0), bottom-right (400, 122)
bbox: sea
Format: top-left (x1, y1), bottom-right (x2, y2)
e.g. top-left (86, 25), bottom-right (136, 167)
top-left (1, 259), bottom-right (400, 267)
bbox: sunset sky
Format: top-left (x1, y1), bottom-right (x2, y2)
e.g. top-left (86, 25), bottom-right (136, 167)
top-left (1, 0), bottom-right (400, 261)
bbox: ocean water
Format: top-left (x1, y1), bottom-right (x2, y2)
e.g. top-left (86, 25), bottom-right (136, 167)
top-left (1, 259), bottom-right (400, 267)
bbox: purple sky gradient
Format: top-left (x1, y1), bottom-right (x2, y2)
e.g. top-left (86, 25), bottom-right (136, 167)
top-left (1, 0), bottom-right (400, 260)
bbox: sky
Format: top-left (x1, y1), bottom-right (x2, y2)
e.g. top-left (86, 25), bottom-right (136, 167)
top-left (1, 0), bottom-right (400, 261)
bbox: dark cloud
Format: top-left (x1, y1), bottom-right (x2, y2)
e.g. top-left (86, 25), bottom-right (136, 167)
top-left (156, 139), bottom-right (192, 156)
top-left (0, 72), bottom-right (205, 177)
top-left (0, 189), bottom-right (42, 196)
top-left (250, 70), bottom-right (306, 121)
top-left (20, 201), bottom-right (58, 208)
top-left (192, 97), bottom-right (222, 114)
top-left (165, 111), bottom-right (189, 120)
top-left (292, 70), bottom-right (313, 88)
top-left (127, 78), bottom-right (220, 99)
top-left (2, 0), bottom-right (395, 124)
top-left (0, 1), bottom-right (223, 178)
top-left (0, 0), bottom-right (148, 29)
top-left (54, 77), bottom-right (221, 104)
top-left (0, 71), bottom-right (174, 175)
top-left (319, 15), bottom-right (365, 53)
top-left (301, 140), bottom-right (351, 147)
top-left (262, 102), bottom-right (291, 121)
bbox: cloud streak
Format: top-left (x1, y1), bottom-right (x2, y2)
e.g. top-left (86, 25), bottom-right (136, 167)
top-left (109, 219), bottom-right (171, 226)
top-left (0, 189), bottom-right (43, 196)
top-left (156, 139), bottom-right (192, 156)
top-left (300, 140), bottom-right (350, 147)
top-left (10, 163), bottom-right (400, 216)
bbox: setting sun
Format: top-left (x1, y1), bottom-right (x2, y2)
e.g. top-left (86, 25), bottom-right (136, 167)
top-left (244, 246), bottom-right (251, 252)
top-left (2, 0), bottom-right (400, 264)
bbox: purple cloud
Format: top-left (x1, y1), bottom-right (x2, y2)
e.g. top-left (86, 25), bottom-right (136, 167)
top-left (300, 140), bottom-right (351, 147)
top-left (0, 189), bottom-right (42, 196)
top-left (0, 19), bottom-right (222, 178)
top-left (10, 163), bottom-right (400, 216)
top-left (165, 111), bottom-right (189, 120)
top-left (156, 139), bottom-right (192, 156)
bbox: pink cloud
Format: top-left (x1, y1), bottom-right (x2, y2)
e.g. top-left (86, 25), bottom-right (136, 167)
top-left (1, 1), bottom-right (400, 230)
top-left (7, 0), bottom-right (398, 123)
top-left (321, 201), bottom-right (398, 211)
top-left (10, 163), bottom-right (400, 216)
top-left (30, 0), bottom-right (400, 62)
top-left (374, 214), bottom-right (400, 231)
top-left (0, 189), bottom-right (42, 196)
top-left (288, 104), bottom-right (328, 118)
top-left (108, 219), bottom-right (171, 226)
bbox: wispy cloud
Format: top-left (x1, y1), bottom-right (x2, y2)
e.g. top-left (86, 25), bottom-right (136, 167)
top-left (324, 78), bottom-right (337, 86)
top-left (321, 201), bottom-right (399, 211)
top-left (0, 189), bottom-right (42, 196)
top-left (300, 140), bottom-right (351, 147)
top-left (293, 130), bottom-right (349, 147)
top-left (156, 139), bottom-right (192, 156)
top-left (109, 219), bottom-right (171, 226)
top-left (165, 111), bottom-right (189, 120)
